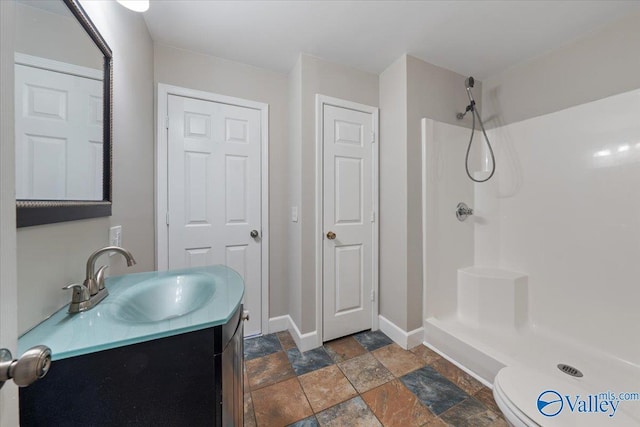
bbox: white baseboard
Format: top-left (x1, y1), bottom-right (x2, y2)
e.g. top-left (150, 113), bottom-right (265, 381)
top-left (268, 315), bottom-right (289, 333)
top-left (407, 327), bottom-right (424, 349)
top-left (289, 316), bottom-right (320, 352)
top-left (378, 315), bottom-right (424, 350)
top-left (268, 315), bottom-right (319, 353)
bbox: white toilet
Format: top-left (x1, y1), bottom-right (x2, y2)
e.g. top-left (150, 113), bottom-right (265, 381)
top-left (493, 366), bottom-right (635, 427)
top-left (493, 367), bottom-right (541, 427)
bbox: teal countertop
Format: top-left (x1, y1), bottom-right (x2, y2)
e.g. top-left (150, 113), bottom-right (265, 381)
top-left (19, 265), bottom-right (244, 361)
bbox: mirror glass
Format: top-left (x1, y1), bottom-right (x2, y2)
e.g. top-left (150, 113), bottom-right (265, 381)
top-left (14, 0), bottom-right (112, 226)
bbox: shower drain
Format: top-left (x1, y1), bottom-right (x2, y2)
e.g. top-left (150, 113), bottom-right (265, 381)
top-left (557, 364), bottom-right (583, 378)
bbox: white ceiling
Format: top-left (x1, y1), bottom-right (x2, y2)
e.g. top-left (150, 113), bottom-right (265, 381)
top-left (143, 0), bottom-right (640, 79)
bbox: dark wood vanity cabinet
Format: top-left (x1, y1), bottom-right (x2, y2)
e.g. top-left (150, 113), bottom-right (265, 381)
top-left (20, 305), bottom-right (244, 426)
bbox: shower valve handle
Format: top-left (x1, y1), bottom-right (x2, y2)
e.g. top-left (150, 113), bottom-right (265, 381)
top-left (456, 202), bottom-right (474, 222)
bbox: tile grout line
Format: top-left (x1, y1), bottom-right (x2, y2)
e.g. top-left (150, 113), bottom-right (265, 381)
top-left (294, 374), bottom-right (318, 425)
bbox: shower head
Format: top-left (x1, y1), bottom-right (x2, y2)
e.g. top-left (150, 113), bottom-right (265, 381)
top-left (465, 76), bottom-right (475, 89)
top-left (464, 76), bottom-right (476, 106)
top-left (457, 76), bottom-right (477, 120)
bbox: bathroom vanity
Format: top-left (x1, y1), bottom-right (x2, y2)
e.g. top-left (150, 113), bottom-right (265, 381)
top-left (18, 266), bottom-right (245, 427)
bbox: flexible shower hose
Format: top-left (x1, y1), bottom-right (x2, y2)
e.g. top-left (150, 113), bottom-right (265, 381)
top-left (465, 107), bottom-right (496, 183)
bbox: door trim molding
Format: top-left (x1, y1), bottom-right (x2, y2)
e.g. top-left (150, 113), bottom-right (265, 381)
top-left (156, 83), bottom-right (270, 336)
top-left (315, 94), bottom-right (379, 347)
top-left (15, 52), bottom-right (103, 80)
top-left (0, 1), bottom-right (19, 424)
top-left (421, 118), bottom-right (431, 343)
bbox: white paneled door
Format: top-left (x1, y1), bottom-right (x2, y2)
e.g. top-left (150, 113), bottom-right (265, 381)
top-left (167, 95), bottom-right (262, 336)
top-left (322, 103), bottom-right (377, 342)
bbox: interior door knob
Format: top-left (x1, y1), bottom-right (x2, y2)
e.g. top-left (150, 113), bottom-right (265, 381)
top-left (250, 230), bottom-right (259, 238)
top-left (0, 345), bottom-right (52, 389)
top-left (326, 231), bottom-right (336, 240)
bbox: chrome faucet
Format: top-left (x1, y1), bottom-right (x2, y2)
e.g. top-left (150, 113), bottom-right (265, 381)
top-left (85, 246), bottom-right (136, 295)
top-left (63, 246), bottom-right (137, 313)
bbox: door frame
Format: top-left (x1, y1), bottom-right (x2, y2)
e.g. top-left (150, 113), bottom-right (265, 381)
top-left (15, 52), bottom-right (103, 80)
top-left (315, 94), bottom-right (379, 345)
top-left (156, 83), bottom-right (269, 336)
top-left (0, 0), bottom-right (19, 424)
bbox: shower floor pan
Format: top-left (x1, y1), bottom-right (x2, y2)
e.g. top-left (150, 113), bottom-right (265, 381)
top-left (424, 316), bottom-right (640, 422)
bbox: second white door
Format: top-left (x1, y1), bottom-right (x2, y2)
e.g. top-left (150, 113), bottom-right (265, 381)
top-left (167, 94), bottom-right (262, 336)
top-left (15, 63), bottom-right (103, 200)
top-left (322, 102), bottom-right (377, 342)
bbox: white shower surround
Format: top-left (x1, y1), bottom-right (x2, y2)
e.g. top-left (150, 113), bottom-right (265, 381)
top-left (422, 89), bottom-right (640, 420)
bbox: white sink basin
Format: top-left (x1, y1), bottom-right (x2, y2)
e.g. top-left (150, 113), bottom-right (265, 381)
top-left (113, 273), bottom-right (216, 323)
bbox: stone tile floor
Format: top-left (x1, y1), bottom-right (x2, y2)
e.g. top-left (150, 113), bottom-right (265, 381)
top-left (244, 330), bottom-right (507, 427)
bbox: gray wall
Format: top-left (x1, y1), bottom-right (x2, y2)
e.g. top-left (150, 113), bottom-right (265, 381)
top-left (292, 54), bottom-right (379, 333)
top-left (379, 55), bottom-right (477, 331)
top-left (379, 55), bottom-right (408, 330)
top-left (17, 1), bottom-right (155, 334)
top-left (287, 57), bottom-right (302, 329)
top-left (154, 44), bottom-right (290, 319)
top-left (482, 11), bottom-right (640, 128)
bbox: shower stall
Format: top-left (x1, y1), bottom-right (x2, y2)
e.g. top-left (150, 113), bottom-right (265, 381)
top-left (420, 86), bottom-right (640, 421)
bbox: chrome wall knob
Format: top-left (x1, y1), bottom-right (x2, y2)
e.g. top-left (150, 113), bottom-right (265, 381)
top-left (456, 202), bottom-right (474, 222)
top-left (0, 345), bottom-right (52, 389)
top-left (250, 230), bottom-right (259, 238)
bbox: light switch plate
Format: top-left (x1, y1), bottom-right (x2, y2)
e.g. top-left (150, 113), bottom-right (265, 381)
top-left (109, 226), bottom-right (122, 254)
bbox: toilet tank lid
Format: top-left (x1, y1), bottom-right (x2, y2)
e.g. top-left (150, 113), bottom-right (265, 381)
top-left (495, 366), bottom-right (638, 427)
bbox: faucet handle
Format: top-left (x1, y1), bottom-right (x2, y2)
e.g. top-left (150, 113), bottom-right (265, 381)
top-left (95, 265), bottom-right (109, 291)
top-left (62, 284), bottom-right (89, 303)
